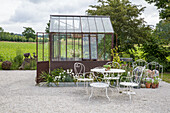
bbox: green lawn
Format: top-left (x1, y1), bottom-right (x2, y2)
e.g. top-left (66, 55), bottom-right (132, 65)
top-left (163, 73), bottom-right (170, 83)
top-left (0, 41), bottom-right (36, 61)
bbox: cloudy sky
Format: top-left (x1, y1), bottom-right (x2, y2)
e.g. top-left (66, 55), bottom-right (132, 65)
top-left (0, 0), bottom-right (159, 34)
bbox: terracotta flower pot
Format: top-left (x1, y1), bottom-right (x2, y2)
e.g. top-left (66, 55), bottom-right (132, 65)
top-left (156, 83), bottom-right (159, 88)
top-left (152, 83), bottom-right (156, 89)
top-left (145, 83), bottom-right (151, 88)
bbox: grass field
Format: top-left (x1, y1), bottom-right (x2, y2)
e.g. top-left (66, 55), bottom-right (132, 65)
top-left (163, 73), bottom-right (170, 83)
top-left (0, 41), bottom-right (36, 61)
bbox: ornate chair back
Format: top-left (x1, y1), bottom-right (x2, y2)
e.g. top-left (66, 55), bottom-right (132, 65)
top-left (74, 62), bottom-right (85, 77)
top-left (132, 59), bottom-right (148, 69)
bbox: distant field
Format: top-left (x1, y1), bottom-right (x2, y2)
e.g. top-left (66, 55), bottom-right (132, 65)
top-left (0, 41), bottom-right (36, 61)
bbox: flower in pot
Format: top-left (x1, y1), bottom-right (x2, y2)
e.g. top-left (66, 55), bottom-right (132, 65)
top-left (152, 77), bottom-right (159, 88)
top-left (103, 65), bottom-right (111, 71)
top-left (145, 79), bottom-right (152, 88)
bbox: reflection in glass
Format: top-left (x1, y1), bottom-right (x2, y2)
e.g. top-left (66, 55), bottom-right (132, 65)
top-left (90, 34), bottom-right (97, 59)
top-left (74, 17), bottom-right (81, 32)
top-left (98, 34), bottom-right (105, 61)
top-left (52, 34), bottom-right (59, 61)
top-left (67, 17), bottom-right (74, 32)
top-left (88, 17), bottom-right (97, 32)
top-left (102, 18), bottom-right (114, 33)
top-left (83, 34), bottom-right (89, 59)
top-left (81, 17), bottom-right (89, 32)
top-left (60, 34), bottom-right (66, 61)
top-left (95, 18), bottom-right (105, 33)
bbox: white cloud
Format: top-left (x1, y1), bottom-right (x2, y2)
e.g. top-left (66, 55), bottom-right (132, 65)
top-left (0, 0), bottom-right (159, 33)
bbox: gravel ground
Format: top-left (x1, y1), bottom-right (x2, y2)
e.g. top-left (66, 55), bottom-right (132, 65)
top-left (0, 70), bottom-right (170, 113)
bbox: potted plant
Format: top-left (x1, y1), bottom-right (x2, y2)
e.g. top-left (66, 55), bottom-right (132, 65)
top-left (145, 79), bottom-right (152, 88)
top-left (103, 65), bottom-right (111, 71)
top-left (152, 77), bottom-right (159, 88)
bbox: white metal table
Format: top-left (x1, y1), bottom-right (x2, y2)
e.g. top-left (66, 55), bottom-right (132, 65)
top-left (91, 68), bottom-right (125, 87)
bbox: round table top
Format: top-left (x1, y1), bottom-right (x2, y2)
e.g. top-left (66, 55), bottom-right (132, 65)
top-left (91, 68), bottom-right (125, 73)
top-left (90, 82), bottom-right (109, 88)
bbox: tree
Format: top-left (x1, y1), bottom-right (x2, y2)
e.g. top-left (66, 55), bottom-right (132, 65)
top-left (22, 27), bottom-right (36, 40)
top-left (153, 20), bottom-right (170, 45)
top-left (86, 0), bottom-right (151, 59)
top-left (45, 20), bottom-right (50, 33)
top-left (141, 34), bottom-right (169, 71)
top-left (145, 0), bottom-right (170, 20)
top-left (0, 27), bottom-right (4, 32)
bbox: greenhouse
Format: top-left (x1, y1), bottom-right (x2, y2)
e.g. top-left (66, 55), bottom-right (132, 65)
top-left (36, 15), bottom-right (115, 83)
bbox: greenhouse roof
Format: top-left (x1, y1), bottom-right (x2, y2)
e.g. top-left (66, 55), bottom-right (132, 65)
top-left (50, 15), bottom-right (114, 33)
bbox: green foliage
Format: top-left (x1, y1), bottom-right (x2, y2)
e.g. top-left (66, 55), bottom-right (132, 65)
top-left (0, 54), bottom-right (3, 62)
top-left (153, 20), bottom-right (170, 45)
top-left (87, 0), bottom-right (151, 59)
top-left (103, 65), bottom-right (111, 68)
top-left (146, 79), bottom-right (152, 83)
top-left (22, 27), bottom-right (36, 40)
top-left (24, 60), bottom-right (37, 70)
top-left (45, 20), bottom-right (50, 33)
top-left (41, 71), bottom-right (54, 86)
top-left (10, 50), bottom-right (23, 70)
top-left (111, 47), bottom-right (121, 64)
top-left (141, 35), bottom-right (170, 71)
top-left (51, 68), bottom-right (74, 82)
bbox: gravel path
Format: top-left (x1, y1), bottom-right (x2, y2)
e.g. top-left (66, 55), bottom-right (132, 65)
top-left (0, 70), bottom-right (170, 113)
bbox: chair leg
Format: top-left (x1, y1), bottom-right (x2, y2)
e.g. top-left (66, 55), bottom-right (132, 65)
top-left (106, 87), bottom-right (110, 101)
top-left (89, 87), bottom-right (93, 101)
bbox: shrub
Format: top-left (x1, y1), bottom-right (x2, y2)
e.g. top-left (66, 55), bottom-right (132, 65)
top-left (2, 61), bottom-right (12, 70)
top-left (10, 50), bottom-right (24, 70)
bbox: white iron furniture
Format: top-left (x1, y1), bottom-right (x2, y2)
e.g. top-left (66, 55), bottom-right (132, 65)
top-left (144, 61), bottom-right (163, 85)
top-left (74, 62), bottom-right (94, 88)
top-left (119, 66), bottom-right (145, 101)
top-left (132, 59), bottom-right (148, 69)
top-left (104, 62), bottom-right (121, 87)
top-left (91, 68), bottom-right (125, 90)
top-left (89, 82), bottom-right (110, 101)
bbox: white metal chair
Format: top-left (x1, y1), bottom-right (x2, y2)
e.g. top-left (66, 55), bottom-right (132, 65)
top-left (119, 66), bottom-right (145, 100)
top-left (143, 61), bottom-right (163, 87)
top-left (74, 62), bottom-right (94, 88)
top-left (89, 74), bottom-right (111, 101)
top-left (132, 59), bottom-right (148, 69)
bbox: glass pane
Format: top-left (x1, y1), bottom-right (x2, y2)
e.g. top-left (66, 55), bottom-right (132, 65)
top-left (95, 17), bottom-right (105, 33)
top-left (83, 34), bottom-right (89, 59)
top-left (67, 33), bottom-right (74, 61)
top-left (88, 17), bottom-right (97, 32)
top-left (102, 18), bottom-right (114, 33)
top-left (44, 34), bottom-right (49, 61)
top-left (74, 17), bottom-right (81, 32)
top-left (52, 34), bottom-right (59, 61)
top-left (90, 34), bottom-right (97, 59)
top-left (67, 17), bottom-right (74, 32)
top-left (105, 34), bottom-right (112, 60)
top-left (60, 34), bottom-right (66, 61)
top-left (75, 34), bottom-right (82, 61)
top-left (59, 17), bottom-right (66, 32)
top-left (97, 34), bottom-right (105, 61)
top-left (50, 17), bottom-right (59, 32)
top-left (38, 33), bottom-right (43, 61)
top-left (81, 17), bottom-right (89, 32)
